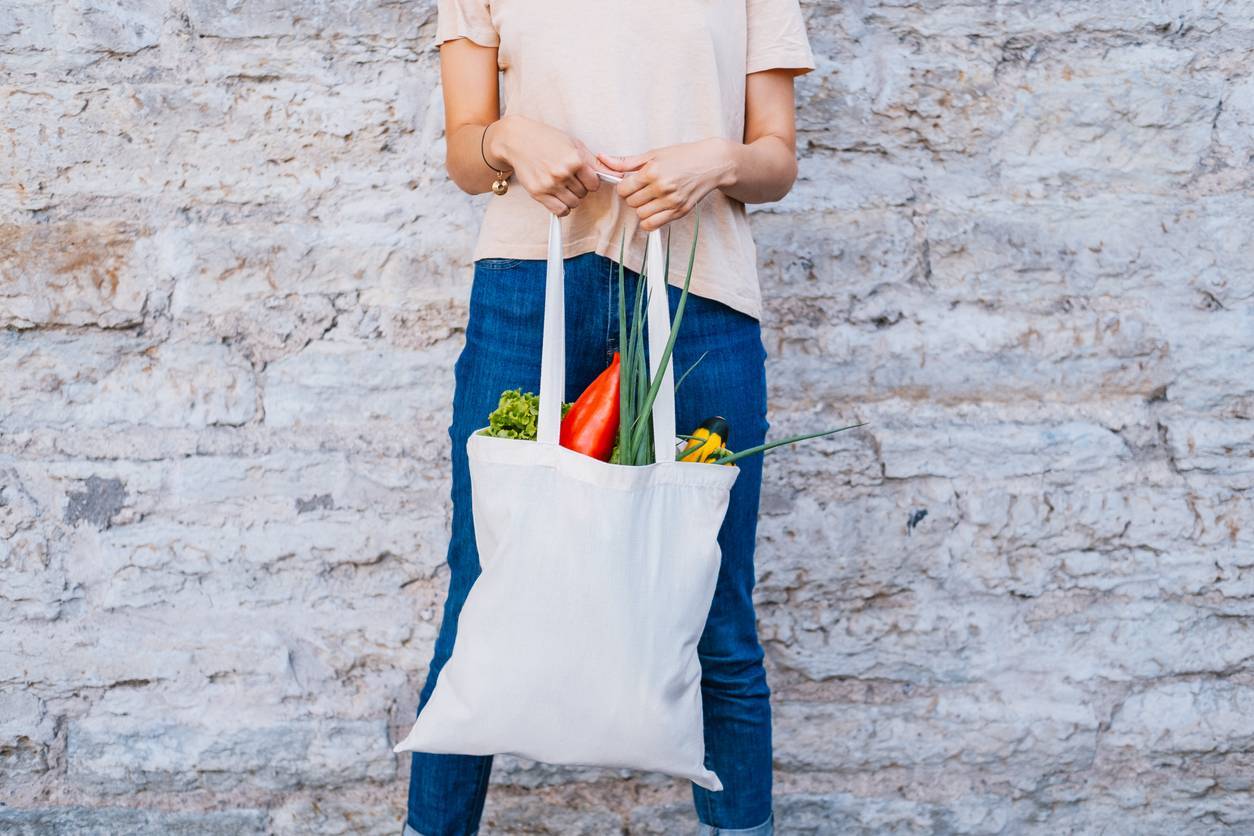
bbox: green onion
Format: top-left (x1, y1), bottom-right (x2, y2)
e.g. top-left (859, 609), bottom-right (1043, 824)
top-left (626, 212), bottom-right (700, 460)
top-left (673, 351), bottom-right (708, 393)
top-left (710, 422), bottom-right (869, 466)
top-left (608, 210), bottom-right (868, 468)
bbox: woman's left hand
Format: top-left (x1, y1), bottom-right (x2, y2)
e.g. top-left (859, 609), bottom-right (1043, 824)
top-left (596, 138), bottom-right (735, 232)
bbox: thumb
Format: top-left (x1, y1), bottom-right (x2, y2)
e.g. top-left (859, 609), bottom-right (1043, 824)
top-left (596, 151), bottom-right (651, 172)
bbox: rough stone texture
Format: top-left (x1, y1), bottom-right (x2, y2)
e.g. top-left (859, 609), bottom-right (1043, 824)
top-left (2, 1), bottom-right (1252, 834)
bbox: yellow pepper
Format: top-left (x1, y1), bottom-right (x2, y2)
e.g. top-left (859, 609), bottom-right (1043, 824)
top-left (679, 417), bottom-right (731, 463)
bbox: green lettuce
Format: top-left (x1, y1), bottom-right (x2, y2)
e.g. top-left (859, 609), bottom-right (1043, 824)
top-left (479, 389), bottom-right (571, 441)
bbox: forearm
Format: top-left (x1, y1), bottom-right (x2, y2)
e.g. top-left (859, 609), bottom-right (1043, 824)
top-left (445, 120), bottom-right (507, 196)
top-left (716, 134), bottom-right (799, 205)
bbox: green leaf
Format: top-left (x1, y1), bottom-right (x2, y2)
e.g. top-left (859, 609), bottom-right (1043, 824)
top-left (617, 231), bottom-right (631, 462)
top-left (480, 388), bottom-right (572, 441)
top-left (628, 211), bottom-right (701, 456)
top-left (623, 275), bottom-right (651, 465)
top-left (710, 422), bottom-right (869, 466)
top-left (673, 350), bottom-right (708, 393)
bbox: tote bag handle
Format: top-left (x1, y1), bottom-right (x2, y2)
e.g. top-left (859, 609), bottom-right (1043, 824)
top-left (537, 214), bottom-right (678, 463)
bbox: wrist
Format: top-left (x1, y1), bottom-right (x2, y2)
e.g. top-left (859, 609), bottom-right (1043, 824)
top-left (484, 116), bottom-right (515, 172)
top-left (709, 137), bottom-right (740, 191)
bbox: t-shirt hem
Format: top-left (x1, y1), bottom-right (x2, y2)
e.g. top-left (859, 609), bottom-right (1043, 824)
top-left (746, 48), bottom-right (817, 77)
top-left (434, 27), bottom-right (499, 49)
top-left (473, 233), bottom-right (763, 321)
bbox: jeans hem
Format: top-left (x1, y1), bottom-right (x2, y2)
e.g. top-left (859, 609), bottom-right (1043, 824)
top-left (403, 822), bottom-right (478, 836)
top-left (697, 810), bottom-right (773, 836)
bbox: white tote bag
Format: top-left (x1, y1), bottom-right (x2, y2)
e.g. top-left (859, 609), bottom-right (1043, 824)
top-left (393, 215), bottom-right (739, 790)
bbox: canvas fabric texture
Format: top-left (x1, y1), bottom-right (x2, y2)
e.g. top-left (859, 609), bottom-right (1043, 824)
top-left (393, 216), bottom-right (739, 790)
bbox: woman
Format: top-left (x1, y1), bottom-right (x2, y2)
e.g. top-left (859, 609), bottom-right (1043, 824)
top-left (405, 2), bottom-right (814, 834)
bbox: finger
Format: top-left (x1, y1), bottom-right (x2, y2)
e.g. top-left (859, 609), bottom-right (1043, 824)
top-left (537, 193), bottom-right (571, 216)
top-left (635, 196), bottom-right (674, 221)
top-left (554, 185), bottom-right (582, 211)
top-left (566, 175), bottom-right (588, 199)
top-left (597, 152), bottom-right (650, 172)
top-left (616, 171), bottom-right (651, 200)
top-left (638, 206), bottom-right (683, 232)
top-left (625, 182), bottom-right (661, 209)
top-left (574, 163), bottom-right (601, 194)
top-left (572, 145), bottom-right (602, 193)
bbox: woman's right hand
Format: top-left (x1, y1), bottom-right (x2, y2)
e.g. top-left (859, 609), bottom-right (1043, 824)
top-left (486, 116), bottom-right (602, 216)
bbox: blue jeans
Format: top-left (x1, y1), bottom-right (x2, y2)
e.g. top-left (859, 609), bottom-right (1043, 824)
top-left (405, 252), bottom-right (773, 836)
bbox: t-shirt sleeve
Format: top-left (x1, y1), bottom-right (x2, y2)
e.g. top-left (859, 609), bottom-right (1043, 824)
top-left (435, 0), bottom-right (499, 48)
top-left (746, 0), bottom-right (816, 76)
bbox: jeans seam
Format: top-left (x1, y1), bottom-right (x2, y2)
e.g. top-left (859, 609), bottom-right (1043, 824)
top-left (698, 767), bottom-right (715, 826)
top-left (468, 755), bottom-right (493, 835)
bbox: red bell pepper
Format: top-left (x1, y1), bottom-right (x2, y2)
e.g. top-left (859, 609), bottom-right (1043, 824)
top-left (560, 352), bottom-right (621, 461)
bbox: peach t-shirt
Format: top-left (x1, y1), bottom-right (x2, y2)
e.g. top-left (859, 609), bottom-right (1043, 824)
top-left (435, 0), bottom-right (815, 320)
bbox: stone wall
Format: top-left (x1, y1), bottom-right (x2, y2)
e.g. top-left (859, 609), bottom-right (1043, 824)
top-left (3, 1), bottom-right (1252, 833)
